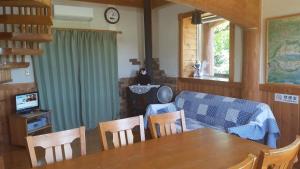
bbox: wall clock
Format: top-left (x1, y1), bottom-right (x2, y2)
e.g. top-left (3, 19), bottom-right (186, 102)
top-left (104, 7), bottom-right (120, 24)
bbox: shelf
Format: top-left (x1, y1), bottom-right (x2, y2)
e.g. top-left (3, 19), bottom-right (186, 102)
top-left (0, 48), bottom-right (43, 56)
top-left (0, 32), bottom-right (52, 42)
top-left (0, 0), bottom-right (51, 7)
top-left (0, 69), bottom-right (12, 83)
top-left (9, 110), bottom-right (51, 146)
top-left (20, 111), bottom-right (49, 119)
top-left (0, 79), bottom-right (12, 84)
top-left (28, 124), bottom-right (52, 134)
top-left (0, 15), bottom-right (53, 25)
top-left (0, 62), bottom-right (30, 69)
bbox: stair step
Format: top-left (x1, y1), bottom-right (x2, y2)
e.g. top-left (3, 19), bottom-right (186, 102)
top-left (0, 0), bottom-right (51, 7)
top-left (0, 69), bottom-right (12, 84)
top-left (0, 62), bottom-right (30, 69)
top-left (0, 48), bottom-right (43, 56)
top-left (0, 15), bottom-right (52, 25)
top-left (0, 32), bottom-right (52, 42)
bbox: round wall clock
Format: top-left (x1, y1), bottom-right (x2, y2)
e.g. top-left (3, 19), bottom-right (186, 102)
top-left (104, 7), bottom-right (120, 24)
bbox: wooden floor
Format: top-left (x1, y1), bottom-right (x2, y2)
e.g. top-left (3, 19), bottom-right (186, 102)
top-left (1, 129), bottom-right (101, 169)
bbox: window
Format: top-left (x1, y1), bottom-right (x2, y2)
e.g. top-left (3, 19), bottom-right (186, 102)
top-left (179, 12), bottom-right (234, 81)
top-left (213, 21), bottom-right (230, 78)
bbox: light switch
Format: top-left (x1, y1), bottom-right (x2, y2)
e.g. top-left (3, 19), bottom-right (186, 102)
top-left (25, 69), bottom-right (30, 76)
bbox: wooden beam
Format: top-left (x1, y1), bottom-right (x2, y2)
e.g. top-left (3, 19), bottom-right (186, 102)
top-left (151, 0), bottom-right (170, 8)
top-left (166, 0), bottom-right (260, 28)
top-left (76, 0), bottom-right (170, 8)
top-left (74, 0), bottom-right (143, 8)
top-left (241, 28), bottom-right (260, 101)
top-left (0, 15), bottom-right (52, 25)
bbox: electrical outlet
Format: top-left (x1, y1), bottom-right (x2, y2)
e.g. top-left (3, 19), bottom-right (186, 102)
top-left (25, 70), bottom-right (30, 76)
top-left (274, 93), bottom-right (299, 104)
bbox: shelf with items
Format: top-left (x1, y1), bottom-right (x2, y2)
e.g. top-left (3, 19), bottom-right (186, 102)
top-left (9, 110), bottom-right (52, 146)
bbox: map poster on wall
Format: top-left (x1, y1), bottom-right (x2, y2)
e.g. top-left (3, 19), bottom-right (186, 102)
top-left (266, 14), bottom-right (300, 85)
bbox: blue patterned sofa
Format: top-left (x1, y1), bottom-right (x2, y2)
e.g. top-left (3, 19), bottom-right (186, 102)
top-left (145, 90), bottom-right (280, 148)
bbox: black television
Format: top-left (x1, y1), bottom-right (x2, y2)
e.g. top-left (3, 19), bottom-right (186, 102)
top-left (15, 92), bottom-right (39, 114)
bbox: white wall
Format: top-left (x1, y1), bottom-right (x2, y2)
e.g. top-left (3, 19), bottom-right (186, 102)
top-left (152, 4), bottom-right (192, 77)
top-left (10, 0), bottom-right (145, 83)
top-left (53, 0), bottom-right (145, 78)
top-left (260, 0), bottom-right (300, 83)
top-left (152, 4), bottom-right (244, 81)
top-left (10, 56), bottom-right (35, 83)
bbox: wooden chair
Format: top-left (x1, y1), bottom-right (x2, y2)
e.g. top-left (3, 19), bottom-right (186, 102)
top-left (148, 110), bottom-right (187, 139)
top-left (228, 154), bottom-right (257, 169)
top-left (0, 156), bottom-right (4, 169)
top-left (26, 126), bottom-right (86, 167)
top-left (98, 115), bottom-right (145, 150)
top-left (257, 136), bottom-right (300, 169)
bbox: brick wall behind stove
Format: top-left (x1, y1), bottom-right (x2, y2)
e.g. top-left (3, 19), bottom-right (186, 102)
top-left (118, 58), bottom-right (178, 118)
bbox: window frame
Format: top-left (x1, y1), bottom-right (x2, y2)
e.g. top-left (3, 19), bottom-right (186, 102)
top-left (178, 11), bottom-right (235, 82)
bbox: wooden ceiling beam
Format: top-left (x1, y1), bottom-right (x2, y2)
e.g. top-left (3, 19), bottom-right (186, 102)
top-left (74, 0), bottom-right (143, 8)
top-left (151, 0), bottom-right (170, 9)
top-left (166, 0), bottom-right (260, 28)
top-left (76, 0), bottom-right (170, 9)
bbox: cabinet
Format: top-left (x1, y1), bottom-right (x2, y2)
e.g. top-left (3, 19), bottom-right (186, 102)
top-left (9, 110), bottom-right (52, 146)
top-left (127, 87), bottom-right (159, 117)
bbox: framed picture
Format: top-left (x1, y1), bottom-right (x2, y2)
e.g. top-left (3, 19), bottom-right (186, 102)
top-left (266, 13), bottom-right (300, 85)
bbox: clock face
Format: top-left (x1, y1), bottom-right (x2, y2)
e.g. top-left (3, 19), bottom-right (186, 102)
top-left (104, 7), bottom-right (120, 24)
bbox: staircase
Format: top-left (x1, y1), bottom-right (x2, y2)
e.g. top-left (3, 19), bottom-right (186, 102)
top-left (0, 0), bottom-right (53, 83)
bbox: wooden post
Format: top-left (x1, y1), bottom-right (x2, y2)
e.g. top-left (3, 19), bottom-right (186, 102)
top-left (201, 24), bottom-right (214, 76)
top-left (144, 0), bottom-right (152, 78)
top-left (241, 28), bottom-right (260, 101)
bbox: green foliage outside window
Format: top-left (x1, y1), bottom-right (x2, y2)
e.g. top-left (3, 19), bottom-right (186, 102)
top-left (213, 21), bottom-right (230, 77)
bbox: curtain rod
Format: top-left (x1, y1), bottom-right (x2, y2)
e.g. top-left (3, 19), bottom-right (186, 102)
top-left (53, 27), bottom-right (122, 34)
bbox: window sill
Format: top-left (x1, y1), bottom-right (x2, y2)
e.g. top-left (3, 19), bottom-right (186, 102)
top-left (178, 77), bottom-right (241, 88)
top-left (193, 76), bottom-right (229, 82)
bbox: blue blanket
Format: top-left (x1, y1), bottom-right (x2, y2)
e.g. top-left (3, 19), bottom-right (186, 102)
top-left (145, 91), bottom-right (280, 148)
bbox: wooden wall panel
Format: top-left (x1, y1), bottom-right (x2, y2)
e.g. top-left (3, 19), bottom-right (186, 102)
top-left (179, 16), bottom-right (196, 78)
top-left (176, 78), bottom-right (242, 98)
top-left (260, 84), bottom-right (300, 148)
top-left (0, 83), bottom-right (36, 143)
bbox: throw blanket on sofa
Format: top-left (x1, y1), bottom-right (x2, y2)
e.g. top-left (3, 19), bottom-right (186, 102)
top-left (145, 91), bottom-right (280, 148)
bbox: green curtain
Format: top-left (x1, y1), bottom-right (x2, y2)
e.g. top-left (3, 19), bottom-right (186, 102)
top-left (33, 29), bottom-right (119, 131)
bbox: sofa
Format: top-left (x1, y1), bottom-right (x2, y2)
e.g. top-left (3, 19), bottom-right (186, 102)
top-left (144, 90), bottom-right (280, 148)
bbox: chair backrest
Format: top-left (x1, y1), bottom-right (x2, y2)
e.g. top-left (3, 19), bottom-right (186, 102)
top-left (98, 115), bottom-right (145, 150)
top-left (26, 126), bottom-right (86, 167)
top-left (148, 110), bottom-right (187, 139)
top-left (258, 136), bottom-right (300, 169)
top-left (0, 156), bottom-right (5, 169)
top-left (228, 154), bottom-right (257, 169)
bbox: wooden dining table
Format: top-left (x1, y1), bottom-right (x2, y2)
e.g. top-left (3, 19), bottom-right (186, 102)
top-left (33, 128), bottom-right (269, 169)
